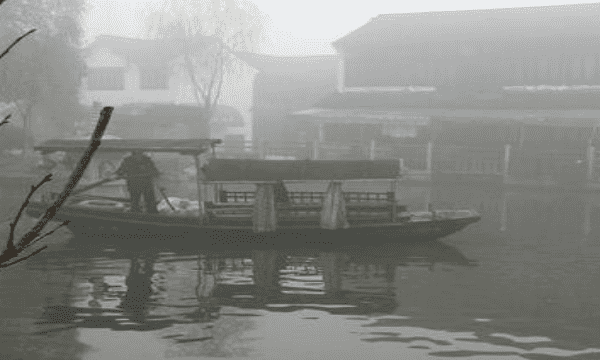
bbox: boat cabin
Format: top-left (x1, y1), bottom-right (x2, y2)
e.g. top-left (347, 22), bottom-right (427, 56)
top-left (201, 158), bottom-right (407, 230)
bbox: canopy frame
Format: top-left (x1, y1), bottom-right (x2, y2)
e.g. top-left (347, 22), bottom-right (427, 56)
top-left (34, 138), bottom-right (222, 156)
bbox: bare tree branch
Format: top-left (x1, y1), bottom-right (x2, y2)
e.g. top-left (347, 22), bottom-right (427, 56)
top-left (0, 113), bottom-right (10, 127)
top-left (0, 107), bottom-right (114, 268)
top-left (16, 107), bottom-right (114, 251)
top-left (0, 245), bottom-right (48, 268)
top-left (183, 52), bottom-right (206, 105)
top-left (211, 50), bottom-right (225, 106)
top-left (19, 220), bottom-right (70, 253)
top-left (4, 174), bottom-right (53, 256)
top-left (0, 29), bottom-right (36, 61)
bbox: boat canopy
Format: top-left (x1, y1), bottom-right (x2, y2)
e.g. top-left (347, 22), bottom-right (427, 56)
top-left (34, 139), bottom-right (222, 155)
top-left (202, 159), bottom-right (402, 182)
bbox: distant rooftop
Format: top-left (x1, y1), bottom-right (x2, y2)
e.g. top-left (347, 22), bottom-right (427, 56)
top-left (84, 34), bottom-right (238, 67)
top-left (333, 2), bottom-right (600, 50)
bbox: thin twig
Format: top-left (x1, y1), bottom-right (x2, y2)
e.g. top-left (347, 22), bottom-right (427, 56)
top-left (4, 174), bottom-right (52, 257)
top-left (0, 114), bottom-right (11, 127)
top-left (0, 245), bottom-right (48, 268)
top-left (0, 29), bottom-right (36, 61)
top-left (20, 220), bottom-right (70, 252)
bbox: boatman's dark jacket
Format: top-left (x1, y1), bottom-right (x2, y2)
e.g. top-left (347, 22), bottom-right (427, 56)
top-left (116, 154), bottom-right (160, 182)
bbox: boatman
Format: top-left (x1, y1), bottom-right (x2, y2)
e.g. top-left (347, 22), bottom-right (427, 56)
top-left (115, 150), bottom-right (160, 213)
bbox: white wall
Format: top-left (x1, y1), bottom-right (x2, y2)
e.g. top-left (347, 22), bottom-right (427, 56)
top-left (80, 47), bottom-right (258, 141)
top-left (80, 47), bottom-right (178, 106)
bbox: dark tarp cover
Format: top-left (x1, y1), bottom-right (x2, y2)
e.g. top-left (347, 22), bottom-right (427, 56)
top-left (203, 159), bottom-right (402, 182)
top-left (35, 139), bottom-right (222, 155)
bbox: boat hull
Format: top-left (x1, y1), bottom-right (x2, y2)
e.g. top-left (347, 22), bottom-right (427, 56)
top-left (25, 202), bottom-right (480, 247)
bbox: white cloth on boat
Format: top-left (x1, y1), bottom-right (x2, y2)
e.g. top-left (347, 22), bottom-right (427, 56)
top-left (252, 183), bottom-right (277, 233)
top-left (157, 197), bottom-right (200, 216)
top-left (320, 181), bottom-right (350, 230)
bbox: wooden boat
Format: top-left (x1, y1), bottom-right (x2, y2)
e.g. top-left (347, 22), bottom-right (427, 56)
top-left (25, 138), bottom-right (481, 246)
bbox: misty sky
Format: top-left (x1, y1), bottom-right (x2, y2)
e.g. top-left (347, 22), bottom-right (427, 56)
top-left (84, 0), bottom-right (600, 55)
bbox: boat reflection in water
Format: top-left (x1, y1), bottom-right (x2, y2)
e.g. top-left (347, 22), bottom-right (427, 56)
top-left (36, 240), bottom-right (477, 332)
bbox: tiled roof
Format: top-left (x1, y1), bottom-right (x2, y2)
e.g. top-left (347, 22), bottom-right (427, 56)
top-left (85, 35), bottom-right (232, 67)
top-left (333, 3), bottom-right (600, 50)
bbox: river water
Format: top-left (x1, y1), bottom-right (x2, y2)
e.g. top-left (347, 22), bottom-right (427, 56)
top-left (1, 181), bottom-right (600, 360)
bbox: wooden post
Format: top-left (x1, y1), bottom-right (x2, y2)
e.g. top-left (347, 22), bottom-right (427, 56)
top-left (583, 196), bottom-right (592, 237)
top-left (503, 144), bottom-right (511, 181)
top-left (518, 125), bottom-right (525, 149)
top-left (259, 140), bottom-right (267, 159)
top-left (390, 180), bottom-right (397, 222)
top-left (369, 139), bottom-right (376, 160)
top-left (426, 142), bottom-right (433, 173)
top-left (318, 123), bottom-right (324, 143)
top-left (213, 184), bottom-right (219, 204)
top-left (425, 186), bottom-right (431, 212)
top-left (587, 144), bottom-right (595, 182)
top-left (194, 155), bottom-right (206, 223)
top-left (312, 140), bottom-right (319, 160)
top-left (500, 191), bottom-right (508, 232)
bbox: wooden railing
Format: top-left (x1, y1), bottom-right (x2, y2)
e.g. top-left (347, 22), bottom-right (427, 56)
top-left (433, 145), bottom-right (505, 175)
top-left (209, 191), bottom-right (407, 222)
top-left (219, 191), bottom-right (396, 204)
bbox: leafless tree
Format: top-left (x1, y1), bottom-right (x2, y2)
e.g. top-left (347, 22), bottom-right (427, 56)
top-left (143, 0), bottom-right (267, 126)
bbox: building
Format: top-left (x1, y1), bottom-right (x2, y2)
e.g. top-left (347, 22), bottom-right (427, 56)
top-left (78, 102), bottom-right (244, 141)
top-left (80, 35), bottom-right (257, 142)
top-left (289, 3), bottom-right (600, 182)
top-left (235, 53), bottom-right (338, 145)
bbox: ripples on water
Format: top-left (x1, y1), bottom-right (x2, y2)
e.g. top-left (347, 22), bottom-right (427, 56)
top-left (1, 182), bottom-right (600, 359)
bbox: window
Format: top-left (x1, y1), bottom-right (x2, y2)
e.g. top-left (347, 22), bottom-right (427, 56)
top-left (87, 67), bottom-right (124, 91)
top-left (140, 67), bottom-right (169, 90)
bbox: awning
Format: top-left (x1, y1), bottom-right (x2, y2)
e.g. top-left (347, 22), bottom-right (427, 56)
top-left (291, 107), bottom-right (600, 126)
top-left (34, 139), bottom-right (222, 155)
top-left (203, 159), bottom-right (402, 182)
top-left (291, 108), bottom-right (430, 125)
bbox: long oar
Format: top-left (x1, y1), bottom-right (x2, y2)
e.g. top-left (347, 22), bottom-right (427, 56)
top-left (156, 185), bottom-right (176, 211)
top-left (71, 176), bottom-right (119, 197)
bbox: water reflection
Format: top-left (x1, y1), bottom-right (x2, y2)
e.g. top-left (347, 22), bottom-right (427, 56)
top-left (4, 183), bottom-right (600, 358)
top-left (32, 240), bottom-right (477, 334)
